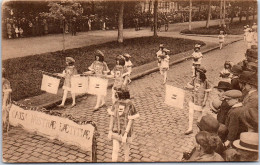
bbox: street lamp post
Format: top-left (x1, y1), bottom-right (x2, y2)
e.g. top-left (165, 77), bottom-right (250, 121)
top-left (189, 0), bottom-right (192, 30)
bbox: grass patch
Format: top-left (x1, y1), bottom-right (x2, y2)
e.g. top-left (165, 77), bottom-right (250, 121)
top-left (181, 20), bottom-right (249, 35)
top-left (3, 36), bottom-right (205, 101)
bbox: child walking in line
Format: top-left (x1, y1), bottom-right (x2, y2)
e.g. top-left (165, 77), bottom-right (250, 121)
top-left (243, 25), bottom-right (248, 41)
top-left (185, 66), bottom-right (211, 135)
top-left (156, 44), bottom-right (164, 67)
top-left (107, 87), bottom-right (140, 162)
top-left (123, 53), bottom-right (133, 84)
top-left (218, 31), bottom-right (225, 49)
top-left (110, 55), bottom-right (129, 104)
top-left (88, 50), bottom-right (110, 111)
top-left (246, 28), bottom-right (254, 49)
top-left (57, 57), bottom-right (78, 108)
top-left (158, 48), bottom-right (170, 84)
top-left (219, 61), bottom-right (233, 83)
top-left (191, 44), bottom-right (203, 77)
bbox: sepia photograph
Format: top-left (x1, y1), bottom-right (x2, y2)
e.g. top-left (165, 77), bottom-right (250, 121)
top-left (1, 0), bottom-right (258, 163)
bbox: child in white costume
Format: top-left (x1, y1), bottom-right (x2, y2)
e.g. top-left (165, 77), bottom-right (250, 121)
top-left (158, 48), bottom-right (170, 84)
top-left (246, 28), bottom-right (254, 49)
top-left (191, 44), bottom-right (203, 77)
top-left (156, 44), bottom-right (164, 67)
top-left (57, 57), bottom-right (78, 108)
top-left (219, 61), bottom-right (233, 83)
top-left (88, 50), bottom-right (110, 111)
top-left (123, 53), bottom-right (133, 84)
top-left (218, 31), bottom-right (225, 49)
top-left (107, 88), bottom-right (139, 162)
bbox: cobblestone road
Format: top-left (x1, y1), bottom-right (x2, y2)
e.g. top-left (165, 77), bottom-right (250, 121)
top-left (3, 40), bottom-right (247, 162)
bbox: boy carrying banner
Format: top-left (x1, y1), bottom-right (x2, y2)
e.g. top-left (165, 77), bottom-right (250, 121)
top-left (107, 87), bottom-right (140, 162)
top-left (110, 55), bottom-right (129, 104)
top-left (185, 66), bottom-right (211, 135)
top-left (2, 68), bottom-right (12, 133)
top-left (88, 50), bottom-right (110, 111)
top-left (57, 57), bottom-right (78, 108)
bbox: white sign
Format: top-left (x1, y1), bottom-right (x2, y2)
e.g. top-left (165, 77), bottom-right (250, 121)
top-left (71, 76), bottom-right (89, 94)
top-left (165, 85), bottom-right (185, 109)
top-left (88, 76), bottom-right (108, 96)
top-left (41, 74), bottom-right (60, 94)
top-left (9, 104), bottom-right (94, 152)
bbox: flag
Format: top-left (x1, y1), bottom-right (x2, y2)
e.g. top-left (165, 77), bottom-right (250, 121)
top-left (165, 84), bottom-right (185, 109)
top-left (71, 76), bottom-right (88, 94)
top-left (88, 76), bottom-right (108, 96)
top-left (41, 74), bottom-right (61, 94)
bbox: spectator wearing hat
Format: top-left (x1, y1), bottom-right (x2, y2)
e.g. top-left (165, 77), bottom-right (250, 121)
top-left (185, 131), bottom-right (224, 161)
top-left (222, 90), bottom-right (246, 146)
top-left (242, 107), bottom-right (258, 132)
top-left (231, 132), bottom-right (258, 161)
top-left (57, 57), bottom-right (78, 108)
top-left (218, 31), bottom-right (225, 49)
top-left (87, 50), bottom-right (110, 111)
top-left (111, 55), bottom-right (129, 104)
top-left (185, 66), bottom-right (211, 135)
top-left (191, 44), bottom-right (203, 78)
top-left (230, 65), bottom-right (243, 91)
top-left (123, 53), bottom-right (133, 84)
top-left (239, 71), bottom-right (258, 109)
top-left (211, 81), bottom-right (232, 124)
top-left (2, 68), bottom-right (12, 132)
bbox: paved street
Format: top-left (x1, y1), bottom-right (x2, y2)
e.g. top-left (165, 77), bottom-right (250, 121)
top-left (3, 40), bottom-right (247, 162)
top-left (2, 17), bottom-right (246, 60)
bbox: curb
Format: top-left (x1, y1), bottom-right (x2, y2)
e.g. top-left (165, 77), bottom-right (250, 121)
top-left (38, 38), bottom-right (243, 109)
top-left (179, 33), bottom-right (219, 38)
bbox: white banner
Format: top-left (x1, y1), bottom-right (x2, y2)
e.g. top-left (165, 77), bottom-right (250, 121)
top-left (9, 104), bottom-right (94, 152)
top-left (165, 85), bottom-right (185, 109)
top-left (41, 74), bottom-right (60, 94)
top-left (88, 76), bottom-right (108, 96)
top-left (71, 76), bottom-right (89, 94)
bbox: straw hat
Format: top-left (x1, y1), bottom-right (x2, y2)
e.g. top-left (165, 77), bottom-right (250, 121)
top-left (233, 132), bottom-right (258, 152)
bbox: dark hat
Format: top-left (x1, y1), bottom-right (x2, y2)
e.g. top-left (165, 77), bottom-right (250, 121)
top-left (239, 71), bottom-right (257, 86)
top-left (66, 57), bottom-right (75, 63)
top-left (222, 90), bottom-right (242, 99)
top-left (196, 66), bottom-right (207, 73)
top-left (245, 62), bottom-right (258, 72)
top-left (214, 81), bottom-right (231, 90)
top-left (246, 48), bottom-right (258, 59)
top-left (251, 45), bottom-right (258, 49)
top-left (230, 64), bottom-right (243, 75)
top-left (197, 114), bottom-right (220, 133)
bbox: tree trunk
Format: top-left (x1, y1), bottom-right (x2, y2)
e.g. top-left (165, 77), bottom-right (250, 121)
top-left (153, 0), bottom-right (158, 37)
top-left (206, 0), bottom-right (211, 28)
top-left (253, 6), bottom-right (255, 21)
top-left (62, 20), bottom-right (65, 52)
top-left (223, 0), bottom-right (226, 25)
top-left (246, 4), bottom-right (250, 23)
top-left (189, 0), bottom-right (192, 30)
top-left (219, 0), bottom-right (223, 26)
top-left (148, 0), bottom-right (151, 14)
top-left (239, 8), bottom-right (242, 22)
top-left (117, 2), bottom-right (124, 43)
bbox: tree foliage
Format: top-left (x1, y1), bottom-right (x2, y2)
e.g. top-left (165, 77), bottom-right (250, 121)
top-left (40, 2), bottom-right (83, 20)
